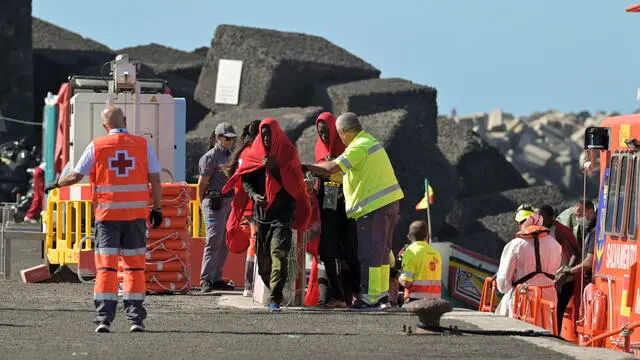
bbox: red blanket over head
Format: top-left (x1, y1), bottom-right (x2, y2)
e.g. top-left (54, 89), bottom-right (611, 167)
top-left (222, 118), bottom-right (311, 253)
top-left (314, 112), bottom-right (346, 162)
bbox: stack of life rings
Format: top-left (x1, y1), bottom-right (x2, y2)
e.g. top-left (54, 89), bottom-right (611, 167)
top-left (117, 183), bottom-right (193, 294)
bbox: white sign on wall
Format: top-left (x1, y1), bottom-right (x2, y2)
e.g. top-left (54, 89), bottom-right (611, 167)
top-left (214, 59), bottom-right (243, 105)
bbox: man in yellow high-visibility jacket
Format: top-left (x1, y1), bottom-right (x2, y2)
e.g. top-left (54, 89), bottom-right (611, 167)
top-left (399, 221), bottom-right (442, 303)
top-left (303, 112), bottom-right (404, 310)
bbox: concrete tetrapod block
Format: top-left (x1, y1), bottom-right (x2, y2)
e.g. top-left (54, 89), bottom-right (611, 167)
top-left (295, 109), bottom-right (458, 249)
top-left (442, 185), bottom-right (567, 240)
top-left (311, 78), bottom-right (438, 142)
top-left (403, 298), bottom-right (453, 329)
top-left (195, 24), bottom-right (380, 111)
top-left (186, 107), bottom-right (323, 180)
top-left (116, 43), bottom-right (205, 83)
top-left (437, 117), bottom-right (528, 198)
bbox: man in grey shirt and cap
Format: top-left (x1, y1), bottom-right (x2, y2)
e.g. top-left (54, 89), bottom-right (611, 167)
top-left (198, 122), bottom-right (237, 292)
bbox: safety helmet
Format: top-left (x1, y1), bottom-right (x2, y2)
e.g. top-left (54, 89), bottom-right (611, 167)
top-left (514, 204), bottom-right (536, 223)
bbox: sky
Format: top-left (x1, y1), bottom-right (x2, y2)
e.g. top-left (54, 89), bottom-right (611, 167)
top-left (32, 0), bottom-right (640, 117)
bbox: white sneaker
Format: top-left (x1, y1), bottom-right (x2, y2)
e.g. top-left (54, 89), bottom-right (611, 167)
top-left (23, 217), bottom-right (38, 224)
top-left (130, 324), bottom-right (145, 332)
top-left (95, 323), bottom-right (110, 333)
top-left (379, 302), bottom-right (393, 311)
top-left (243, 289), bottom-right (253, 297)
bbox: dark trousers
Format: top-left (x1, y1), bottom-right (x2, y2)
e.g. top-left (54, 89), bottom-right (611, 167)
top-left (556, 280), bottom-right (575, 332)
top-left (318, 206), bottom-right (359, 303)
top-left (255, 221), bottom-right (292, 305)
top-left (356, 201), bottom-right (399, 305)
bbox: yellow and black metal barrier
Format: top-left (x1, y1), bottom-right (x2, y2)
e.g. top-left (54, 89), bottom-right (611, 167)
top-left (43, 184), bottom-right (205, 268)
top-left (43, 185), bottom-right (94, 266)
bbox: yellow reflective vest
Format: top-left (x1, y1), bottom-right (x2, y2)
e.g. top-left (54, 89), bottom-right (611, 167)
top-left (335, 131), bottom-right (404, 219)
top-left (399, 241), bottom-right (442, 300)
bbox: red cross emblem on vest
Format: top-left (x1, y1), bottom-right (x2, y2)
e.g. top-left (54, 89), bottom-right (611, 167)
top-left (108, 150), bottom-right (136, 177)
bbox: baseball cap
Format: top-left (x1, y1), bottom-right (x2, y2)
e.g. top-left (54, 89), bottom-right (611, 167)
top-left (214, 122), bottom-right (237, 137)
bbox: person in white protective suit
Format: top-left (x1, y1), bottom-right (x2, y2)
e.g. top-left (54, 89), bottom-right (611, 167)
top-left (495, 205), bottom-right (562, 319)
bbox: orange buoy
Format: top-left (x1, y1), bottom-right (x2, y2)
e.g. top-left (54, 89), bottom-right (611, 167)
top-left (145, 259), bottom-right (185, 272)
top-left (157, 216), bottom-right (190, 229)
top-left (146, 279), bottom-right (191, 293)
top-left (161, 206), bottom-right (190, 217)
top-left (146, 271), bottom-right (188, 282)
top-left (147, 228), bottom-right (191, 240)
top-left (146, 249), bottom-right (189, 261)
top-left (148, 239), bottom-right (188, 251)
top-left (160, 183), bottom-right (191, 196)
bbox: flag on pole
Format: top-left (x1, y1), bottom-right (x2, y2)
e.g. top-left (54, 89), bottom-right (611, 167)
top-left (415, 178), bottom-right (434, 210)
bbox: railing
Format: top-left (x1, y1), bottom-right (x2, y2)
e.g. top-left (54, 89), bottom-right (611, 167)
top-left (187, 184), bottom-right (205, 238)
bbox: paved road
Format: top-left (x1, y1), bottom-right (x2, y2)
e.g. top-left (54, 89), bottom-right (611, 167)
top-left (0, 238), bottom-right (629, 360)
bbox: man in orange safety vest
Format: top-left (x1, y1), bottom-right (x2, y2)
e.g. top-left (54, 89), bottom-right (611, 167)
top-left (45, 105), bottom-right (163, 333)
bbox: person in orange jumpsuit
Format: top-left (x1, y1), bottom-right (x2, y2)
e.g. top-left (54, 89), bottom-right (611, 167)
top-left (46, 106), bottom-right (163, 333)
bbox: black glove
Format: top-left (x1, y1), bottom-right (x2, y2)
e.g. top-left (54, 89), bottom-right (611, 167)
top-left (149, 208), bottom-right (163, 228)
top-left (44, 182), bottom-right (59, 194)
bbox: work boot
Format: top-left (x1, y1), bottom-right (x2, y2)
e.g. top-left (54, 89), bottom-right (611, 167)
top-left (130, 323), bottom-right (146, 333)
top-left (95, 322), bottom-right (110, 333)
top-left (212, 280), bottom-right (235, 291)
top-left (200, 280), bottom-right (213, 293)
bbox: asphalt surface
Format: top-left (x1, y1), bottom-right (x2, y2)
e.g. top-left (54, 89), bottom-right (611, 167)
top-left (1, 237), bottom-right (577, 360)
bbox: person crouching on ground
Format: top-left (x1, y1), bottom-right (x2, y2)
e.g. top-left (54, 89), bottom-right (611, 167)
top-left (398, 221), bottom-right (442, 305)
top-left (222, 118), bottom-right (311, 312)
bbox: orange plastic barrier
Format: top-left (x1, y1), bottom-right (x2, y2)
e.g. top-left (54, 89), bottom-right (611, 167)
top-left (479, 277), bottom-right (498, 312)
top-left (513, 284), bottom-right (558, 335)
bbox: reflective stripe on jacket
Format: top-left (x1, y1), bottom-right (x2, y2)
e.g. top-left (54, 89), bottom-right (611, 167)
top-left (91, 133), bottom-right (150, 221)
top-left (400, 241), bottom-right (442, 300)
top-left (335, 131), bottom-right (404, 219)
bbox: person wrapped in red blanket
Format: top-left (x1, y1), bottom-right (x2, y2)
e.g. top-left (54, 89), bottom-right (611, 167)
top-left (222, 118), bottom-right (311, 311)
top-left (222, 119), bottom-right (261, 297)
top-left (313, 112), bottom-right (360, 307)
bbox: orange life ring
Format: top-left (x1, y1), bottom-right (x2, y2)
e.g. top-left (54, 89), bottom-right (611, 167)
top-left (146, 271), bottom-right (188, 282)
top-left (147, 239), bottom-right (188, 251)
top-left (161, 206), bottom-right (190, 217)
top-left (145, 259), bottom-right (185, 272)
top-left (161, 183), bottom-right (191, 196)
top-left (118, 271), bottom-right (189, 282)
top-left (146, 249), bottom-right (188, 261)
top-left (146, 279), bottom-right (191, 293)
top-left (147, 228), bottom-right (190, 240)
top-left (161, 194), bottom-right (191, 207)
top-left (157, 216), bottom-right (190, 230)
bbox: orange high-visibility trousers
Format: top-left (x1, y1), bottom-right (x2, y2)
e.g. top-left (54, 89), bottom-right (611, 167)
top-left (94, 219), bottom-right (148, 326)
